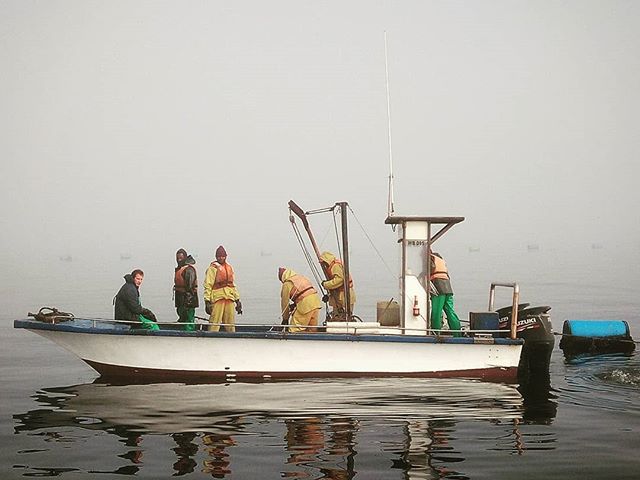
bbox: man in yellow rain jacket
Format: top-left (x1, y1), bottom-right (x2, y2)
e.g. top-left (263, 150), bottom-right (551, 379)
top-left (203, 245), bottom-right (242, 332)
top-left (319, 251), bottom-right (355, 319)
top-left (278, 267), bottom-right (321, 333)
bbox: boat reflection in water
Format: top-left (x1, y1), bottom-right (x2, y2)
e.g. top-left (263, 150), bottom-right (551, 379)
top-left (13, 377), bottom-right (557, 478)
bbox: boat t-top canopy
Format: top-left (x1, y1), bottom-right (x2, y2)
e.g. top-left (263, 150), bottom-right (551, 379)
top-left (385, 215), bottom-right (465, 244)
top-left (385, 216), bottom-right (465, 223)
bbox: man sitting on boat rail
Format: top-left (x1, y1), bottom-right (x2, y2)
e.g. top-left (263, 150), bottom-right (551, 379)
top-left (113, 269), bottom-right (158, 330)
top-left (278, 267), bottom-right (321, 332)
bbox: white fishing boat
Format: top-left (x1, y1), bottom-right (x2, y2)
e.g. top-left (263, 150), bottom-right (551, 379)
top-left (13, 38), bottom-right (557, 384)
top-left (14, 200), bottom-right (554, 384)
top-left (12, 315), bottom-right (523, 382)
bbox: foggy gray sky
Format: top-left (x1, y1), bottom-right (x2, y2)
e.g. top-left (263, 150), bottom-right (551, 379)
top-left (2, 0), bottom-right (639, 268)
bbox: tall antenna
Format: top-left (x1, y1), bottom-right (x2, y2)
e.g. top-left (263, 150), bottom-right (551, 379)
top-left (384, 31), bottom-right (395, 218)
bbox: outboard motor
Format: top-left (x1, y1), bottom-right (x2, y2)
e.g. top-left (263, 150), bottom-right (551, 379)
top-left (497, 304), bottom-right (555, 383)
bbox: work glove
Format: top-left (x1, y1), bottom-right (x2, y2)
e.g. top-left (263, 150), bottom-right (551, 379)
top-left (321, 280), bottom-right (329, 289)
top-left (205, 300), bottom-right (212, 315)
top-left (235, 299), bottom-right (243, 315)
top-left (141, 308), bottom-right (157, 322)
top-left (321, 294), bottom-right (329, 303)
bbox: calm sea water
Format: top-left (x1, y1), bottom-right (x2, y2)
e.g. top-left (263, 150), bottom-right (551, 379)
top-left (1, 245), bottom-right (639, 479)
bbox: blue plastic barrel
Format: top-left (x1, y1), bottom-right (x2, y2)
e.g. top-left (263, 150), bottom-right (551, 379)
top-left (563, 320), bottom-right (630, 338)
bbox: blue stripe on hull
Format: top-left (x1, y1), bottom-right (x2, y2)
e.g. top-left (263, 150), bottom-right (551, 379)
top-left (14, 319), bottom-right (524, 346)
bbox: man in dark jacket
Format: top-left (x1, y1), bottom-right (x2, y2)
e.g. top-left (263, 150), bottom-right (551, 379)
top-left (174, 249), bottom-right (199, 332)
top-left (114, 269), bottom-right (158, 330)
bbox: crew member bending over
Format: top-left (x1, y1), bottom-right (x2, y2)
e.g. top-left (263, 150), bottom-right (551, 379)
top-left (278, 267), bottom-right (321, 333)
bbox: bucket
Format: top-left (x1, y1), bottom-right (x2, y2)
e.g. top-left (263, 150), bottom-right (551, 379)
top-left (377, 300), bottom-right (400, 326)
top-left (469, 312), bottom-right (500, 336)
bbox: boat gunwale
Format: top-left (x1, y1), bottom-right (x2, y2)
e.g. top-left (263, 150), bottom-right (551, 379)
top-left (14, 319), bottom-right (524, 346)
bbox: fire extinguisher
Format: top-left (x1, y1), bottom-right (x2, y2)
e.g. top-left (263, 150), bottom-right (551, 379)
top-left (412, 296), bottom-right (420, 316)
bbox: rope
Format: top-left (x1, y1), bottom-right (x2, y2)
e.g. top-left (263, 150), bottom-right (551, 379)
top-left (345, 206), bottom-right (431, 329)
top-left (552, 331), bottom-right (639, 344)
top-left (288, 211), bottom-right (330, 321)
top-left (289, 217), bottom-right (324, 287)
top-left (332, 208), bottom-right (343, 260)
top-left (347, 205), bottom-right (395, 278)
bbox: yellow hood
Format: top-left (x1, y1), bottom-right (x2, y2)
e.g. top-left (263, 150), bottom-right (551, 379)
top-left (280, 268), bottom-right (296, 282)
top-left (319, 251), bottom-right (336, 265)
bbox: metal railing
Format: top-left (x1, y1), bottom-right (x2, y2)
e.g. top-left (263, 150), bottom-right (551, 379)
top-left (488, 282), bottom-right (519, 340)
top-left (34, 316), bottom-right (521, 340)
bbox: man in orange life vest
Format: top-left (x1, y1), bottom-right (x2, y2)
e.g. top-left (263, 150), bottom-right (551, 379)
top-left (426, 249), bottom-right (461, 336)
top-left (319, 251), bottom-right (356, 318)
top-left (174, 248), bottom-right (198, 332)
top-left (203, 245), bottom-right (242, 332)
top-left (278, 267), bottom-right (321, 333)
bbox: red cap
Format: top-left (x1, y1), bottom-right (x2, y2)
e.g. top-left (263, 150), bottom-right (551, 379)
top-left (216, 245), bottom-right (227, 257)
top-left (278, 267), bottom-right (286, 281)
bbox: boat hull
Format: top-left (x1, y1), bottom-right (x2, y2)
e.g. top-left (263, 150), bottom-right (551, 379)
top-left (15, 319), bottom-right (523, 383)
